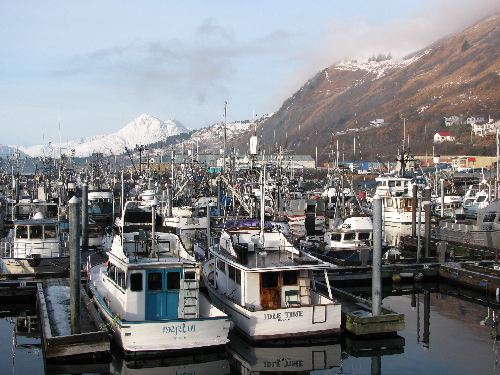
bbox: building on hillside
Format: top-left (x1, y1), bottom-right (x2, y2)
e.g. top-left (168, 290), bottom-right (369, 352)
top-left (466, 115), bottom-right (485, 125)
top-left (471, 117), bottom-right (500, 137)
top-left (444, 115), bottom-right (462, 127)
top-left (451, 156), bottom-right (477, 171)
top-left (433, 132), bottom-right (456, 143)
top-left (370, 119), bottom-right (385, 128)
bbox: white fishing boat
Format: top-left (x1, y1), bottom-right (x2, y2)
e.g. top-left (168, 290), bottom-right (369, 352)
top-left (374, 176), bottom-right (424, 225)
top-left (434, 200), bottom-right (500, 249)
top-left (88, 199), bottom-right (230, 354)
top-left (0, 211), bottom-right (69, 276)
top-left (88, 189), bottom-right (114, 223)
top-left (201, 219), bottom-right (341, 341)
top-left (324, 216), bottom-right (373, 259)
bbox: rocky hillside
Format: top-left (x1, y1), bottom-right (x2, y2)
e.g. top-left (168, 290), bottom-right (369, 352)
top-left (259, 14), bottom-right (500, 161)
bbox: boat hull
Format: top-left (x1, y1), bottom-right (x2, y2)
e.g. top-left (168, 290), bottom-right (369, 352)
top-left (205, 283), bottom-right (341, 342)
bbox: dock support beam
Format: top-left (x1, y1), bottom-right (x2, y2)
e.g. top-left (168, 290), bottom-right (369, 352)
top-left (69, 196), bottom-right (81, 334)
top-left (423, 291), bottom-right (430, 348)
top-left (372, 194), bottom-right (382, 317)
top-left (440, 179), bottom-right (444, 218)
top-left (81, 182), bottom-right (88, 251)
top-left (411, 185), bottom-right (417, 237)
top-left (424, 187), bottom-right (431, 259)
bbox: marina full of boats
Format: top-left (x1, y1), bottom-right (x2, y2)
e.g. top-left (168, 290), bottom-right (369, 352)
top-left (1, 144), bottom-right (500, 360)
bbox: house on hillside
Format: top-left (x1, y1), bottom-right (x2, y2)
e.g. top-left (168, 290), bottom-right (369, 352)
top-left (471, 117), bottom-right (500, 137)
top-left (433, 132), bottom-right (456, 143)
top-left (466, 115), bottom-right (485, 125)
top-left (370, 119), bottom-right (385, 128)
top-left (444, 115), bottom-right (462, 127)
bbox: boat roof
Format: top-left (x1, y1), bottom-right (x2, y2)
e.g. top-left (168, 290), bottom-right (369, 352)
top-left (211, 245), bottom-right (330, 272)
top-left (14, 218), bottom-right (59, 225)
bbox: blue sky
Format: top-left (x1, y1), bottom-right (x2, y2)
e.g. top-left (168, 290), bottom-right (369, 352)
top-left (1, 0), bottom-right (498, 146)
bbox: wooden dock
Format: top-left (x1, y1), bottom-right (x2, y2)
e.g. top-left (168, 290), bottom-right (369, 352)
top-left (37, 278), bottom-right (110, 360)
top-left (331, 287), bottom-right (405, 336)
top-left (439, 262), bottom-right (500, 295)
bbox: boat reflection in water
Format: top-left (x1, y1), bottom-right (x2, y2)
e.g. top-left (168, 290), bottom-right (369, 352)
top-left (227, 332), bottom-right (342, 374)
top-left (109, 348), bottom-right (230, 375)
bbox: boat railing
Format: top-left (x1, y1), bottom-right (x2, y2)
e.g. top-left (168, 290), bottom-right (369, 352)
top-left (0, 240), bottom-right (66, 259)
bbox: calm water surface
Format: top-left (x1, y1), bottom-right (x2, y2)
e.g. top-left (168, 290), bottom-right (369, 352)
top-left (2, 287), bottom-right (500, 374)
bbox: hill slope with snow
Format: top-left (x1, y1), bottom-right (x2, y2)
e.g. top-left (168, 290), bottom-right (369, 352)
top-left (20, 114), bottom-right (188, 157)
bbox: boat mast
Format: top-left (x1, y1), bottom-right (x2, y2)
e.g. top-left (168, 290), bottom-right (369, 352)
top-left (259, 164), bottom-right (266, 245)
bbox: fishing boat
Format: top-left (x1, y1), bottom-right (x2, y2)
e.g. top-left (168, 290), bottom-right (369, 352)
top-left (201, 218), bottom-right (341, 341)
top-left (434, 200), bottom-right (500, 249)
top-left (0, 207), bottom-right (69, 276)
top-left (374, 176), bottom-right (424, 225)
top-left (88, 189), bottom-right (114, 223)
top-left (324, 216), bottom-right (373, 260)
top-left (88, 198), bottom-right (230, 354)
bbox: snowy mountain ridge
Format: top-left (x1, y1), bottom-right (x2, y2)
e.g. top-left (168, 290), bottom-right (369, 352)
top-left (19, 114), bottom-right (188, 157)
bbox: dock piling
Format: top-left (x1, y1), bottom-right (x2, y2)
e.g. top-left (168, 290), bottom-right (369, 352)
top-left (412, 185), bottom-right (417, 237)
top-left (424, 187), bottom-right (431, 258)
top-left (372, 194), bottom-right (382, 317)
top-left (69, 196), bottom-right (81, 334)
top-left (81, 182), bottom-right (88, 251)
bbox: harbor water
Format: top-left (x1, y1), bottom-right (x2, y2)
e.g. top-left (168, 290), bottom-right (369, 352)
top-left (3, 285), bottom-right (500, 375)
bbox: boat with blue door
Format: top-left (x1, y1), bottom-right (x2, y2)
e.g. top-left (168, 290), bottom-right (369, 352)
top-left (88, 197), bottom-right (230, 354)
top-left (201, 218), bottom-right (341, 341)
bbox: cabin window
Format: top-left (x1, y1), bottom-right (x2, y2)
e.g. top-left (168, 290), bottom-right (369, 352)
top-left (282, 271), bottom-right (298, 286)
top-left (483, 213), bottom-right (496, 223)
top-left (331, 234), bottom-right (342, 241)
top-left (477, 196), bottom-right (486, 202)
top-left (344, 233), bottom-right (356, 241)
top-left (44, 225), bottom-right (57, 239)
top-left (166, 272), bottom-right (180, 290)
top-left (184, 272), bottom-right (196, 280)
top-left (16, 226), bottom-right (28, 239)
top-left (261, 272), bottom-right (279, 288)
top-left (130, 273), bottom-right (143, 292)
top-left (228, 265), bottom-right (241, 284)
top-left (116, 269), bottom-right (126, 289)
top-left (30, 226), bottom-right (43, 239)
top-left (359, 232), bottom-right (371, 240)
top-left (389, 181), bottom-right (395, 187)
top-left (148, 272), bottom-right (162, 291)
top-left (107, 264), bottom-right (116, 282)
top-left (217, 259), bottom-right (226, 273)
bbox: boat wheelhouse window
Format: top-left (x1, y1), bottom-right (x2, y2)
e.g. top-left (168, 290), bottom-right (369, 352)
top-left (184, 271), bottom-right (196, 280)
top-left (166, 272), bottom-right (180, 290)
top-left (389, 181), bottom-right (396, 187)
top-left (148, 272), bottom-right (162, 291)
top-left (116, 269), bottom-right (126, 289)
top-left (228, 265), bottom-right (241, 285)
top-left (331, 234), bottom-right (342, 241)
top-left (359, 232), bottom-right (371, 240)
top-left (44, 225), bottom-right (57, 239)
top-left (107, 264), bottom-right (116, 282)
top-left (282, 270), bottom-right (298, 286)
top-left (477, 196), bottom-right (486, 202)
top-left (16, 226), bottom-right (28, 239)
top-left (344, 233), bottom-right (356, 241)
top-left (130, 273), bottom-right (143, 292)
top-left (261, 272), bottom-right (279, 288)
top-left (217, 259), bottom-right (226, 273)
top-left (483, 213), bottom-right (496, 223)
top-left (30, 225), bottom-right (43, 239)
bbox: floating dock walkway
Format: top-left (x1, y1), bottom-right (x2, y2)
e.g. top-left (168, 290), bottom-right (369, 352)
top-left (37, 278), bottom-right (110, 360)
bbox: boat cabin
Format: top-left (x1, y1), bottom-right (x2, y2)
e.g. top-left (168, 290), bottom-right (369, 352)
top-left (8, 218), bottom-right (65, 258)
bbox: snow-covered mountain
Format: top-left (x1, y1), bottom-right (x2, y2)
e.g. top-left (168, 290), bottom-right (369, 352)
top-left (0, 145), bottom-right (27, 157)
top-left (20, 114), bottom-right (188, 157)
